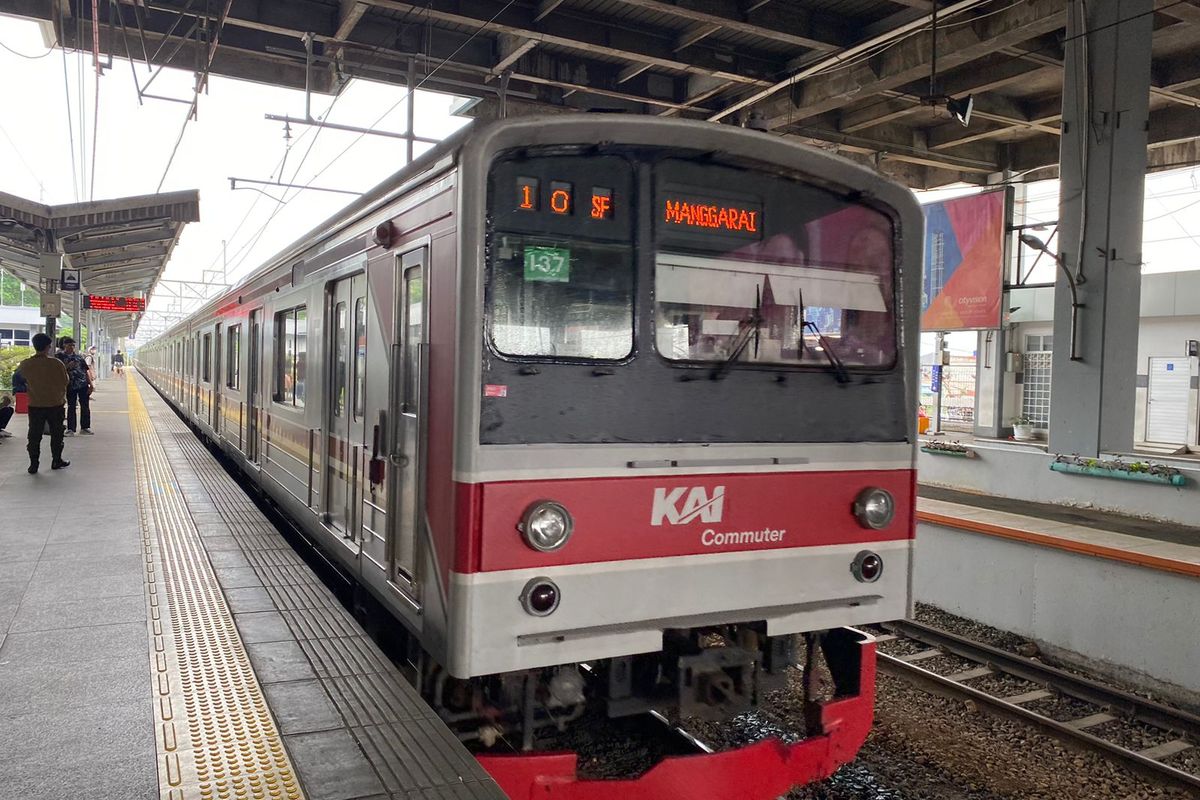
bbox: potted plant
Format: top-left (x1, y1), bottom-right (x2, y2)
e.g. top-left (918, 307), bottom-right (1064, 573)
top-left (1011, 415), bottom-right (1035, 441)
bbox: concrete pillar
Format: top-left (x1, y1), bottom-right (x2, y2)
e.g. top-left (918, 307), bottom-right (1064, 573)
top-left (1048, 0), bottom-right (1154, 457)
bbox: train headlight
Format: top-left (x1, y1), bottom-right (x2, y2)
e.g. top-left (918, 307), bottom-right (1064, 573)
top-left (851, 550), bottom-right (884, 583)
top-left (853, 488), bottom-right (895, 530)
top-left (519, 501), bottom-right (574, 552)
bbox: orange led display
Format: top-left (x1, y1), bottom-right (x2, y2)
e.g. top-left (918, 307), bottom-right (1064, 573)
top-left (590, 188), bottom-right (613, 220)
top-left (549, 181), bottom-right (573, 215)
top-left (517, 177), bottom-right (538, 210)
top-left (663, 197), bottom-right (759, 233)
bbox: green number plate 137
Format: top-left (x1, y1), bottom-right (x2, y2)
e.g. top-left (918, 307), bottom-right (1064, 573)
top-left (523, 247), bottom-right (570, 282)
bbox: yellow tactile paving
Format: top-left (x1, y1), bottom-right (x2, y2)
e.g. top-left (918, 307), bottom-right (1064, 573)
top-left (127, 378), bottom-right (305, 800)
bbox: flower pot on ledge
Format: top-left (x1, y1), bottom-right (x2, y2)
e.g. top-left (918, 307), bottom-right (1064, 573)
top-left (1013, 424), bottom-right (1035, 441)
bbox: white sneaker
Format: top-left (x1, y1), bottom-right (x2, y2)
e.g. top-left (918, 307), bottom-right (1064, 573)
top-left (80, 429), bottom-right (94, 435)
top-left (0, 430), bottom-right (12, 438)
top-left (64, 430), bottom-right (75, 436)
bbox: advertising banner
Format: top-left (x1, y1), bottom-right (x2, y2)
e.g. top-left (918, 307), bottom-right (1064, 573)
top-left (921, 189), bottom-right (1007, 330)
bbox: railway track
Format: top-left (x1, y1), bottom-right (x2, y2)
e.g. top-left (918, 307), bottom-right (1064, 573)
top-left (874, 619), bottom-right (1200, 794)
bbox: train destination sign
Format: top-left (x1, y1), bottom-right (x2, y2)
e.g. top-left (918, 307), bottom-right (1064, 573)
top-left (661, 195), bottom-right (761, 237)
top-left (516, 177), bottom-right (615, 221)
top-left (84, 294), bottom-right (146, 312)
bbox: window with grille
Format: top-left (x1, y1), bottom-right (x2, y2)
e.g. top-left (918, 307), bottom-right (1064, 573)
top-left (1021, 336), bottom-right (1053, 427)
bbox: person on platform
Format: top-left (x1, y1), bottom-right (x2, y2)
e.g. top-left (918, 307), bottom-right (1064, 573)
top-left (56, 336), bottom-right (94, 435)
top-left (112, 350), bottom-right (125, 376)
top-left (0, 395), bottom-right (13, 438)
top-left (17, 333), bottom-right (70, 474)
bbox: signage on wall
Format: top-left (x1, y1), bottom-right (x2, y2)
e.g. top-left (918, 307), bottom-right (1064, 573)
top-left (84, 295), bottom-right (146, 312)
top-left (921, 189), bottom-right (1008, 331)
top-left (60, 268), bottom-right (81, 292)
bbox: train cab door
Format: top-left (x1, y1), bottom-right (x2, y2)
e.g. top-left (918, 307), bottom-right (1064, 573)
top-left (324, 275), bottom-right (366, 538)
top-left (389, 247), bottom-right (427, 592)
top-left (245, 309), bottom-right (262, 465)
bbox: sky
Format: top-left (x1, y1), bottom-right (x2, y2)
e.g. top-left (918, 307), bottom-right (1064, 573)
top-left (1, 13), bottom-right (1198, 343)
top-left (0, 15), bottom-right (469, 341)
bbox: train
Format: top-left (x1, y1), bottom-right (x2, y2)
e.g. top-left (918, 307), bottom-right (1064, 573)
top-left (136, 115), bottom-right (922, 799)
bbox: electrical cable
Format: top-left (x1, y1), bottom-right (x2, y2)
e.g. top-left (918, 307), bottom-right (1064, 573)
top-left (90, 60), bottom-right (100, 200)
top-left (60, 27), bottom-right (81, 202)
top-left (0, 39), bottom-right (54, 59)
top-left (222, 0), bottom-right (518, 280)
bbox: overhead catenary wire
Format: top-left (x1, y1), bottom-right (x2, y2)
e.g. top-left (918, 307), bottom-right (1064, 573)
top-left (221, 0), bottom-right (518, 280)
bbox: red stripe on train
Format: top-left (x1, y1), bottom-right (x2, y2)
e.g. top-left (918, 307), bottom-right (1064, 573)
top-left (454, 468), bottom-right (914, 573)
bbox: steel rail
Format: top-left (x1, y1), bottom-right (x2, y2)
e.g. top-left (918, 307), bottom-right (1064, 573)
top-left (877, 620), bottom-right (1200, 793)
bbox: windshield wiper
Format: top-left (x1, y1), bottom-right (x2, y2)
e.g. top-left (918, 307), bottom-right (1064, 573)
top-left (797, 286), bottom-right (850, 384)
top-left (710, 285), bottom-right (762, 381)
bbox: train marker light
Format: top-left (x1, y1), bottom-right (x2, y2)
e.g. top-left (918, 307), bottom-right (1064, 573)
top-left (518, 501), bottom-right (574, 552)
top-left (521, 578), bottom-right (561, 616)
top-left (852, 488), bottom-right (895, 529)
top-left (851, 551), bottom-right (883, 583)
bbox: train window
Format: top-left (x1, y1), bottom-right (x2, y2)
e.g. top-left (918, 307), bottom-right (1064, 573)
top-left (654, 163), bottom-right (896, 369)
top-left (333, 302), bottom-right (348, 418)
top-left (226, 325), bottom-right (241, 390)
top-left (402, 270), bottom-right (422, 413)
top-left (202, 334), bottom-right (212, 383)
top-left (489, 234), bottom-right (633, 360)
top-left (353, 298), bottom-right (366, 419)
top-left (274, 305), bottom-right (307, 407)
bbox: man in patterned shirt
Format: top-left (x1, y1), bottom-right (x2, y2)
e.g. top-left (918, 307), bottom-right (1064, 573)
top-left (56, 336), bottom-right (94, 435)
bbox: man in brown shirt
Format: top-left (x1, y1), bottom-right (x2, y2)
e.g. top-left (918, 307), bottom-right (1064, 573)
top-left (17, 332), bottom-right (71, 474)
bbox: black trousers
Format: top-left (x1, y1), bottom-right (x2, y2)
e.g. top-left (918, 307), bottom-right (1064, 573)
top-left (67, 386), bottom-right (91, 431)
top-left (0, 405), bottom-right (12, 430)
top-left (27, 405), bottom-right (65, 465)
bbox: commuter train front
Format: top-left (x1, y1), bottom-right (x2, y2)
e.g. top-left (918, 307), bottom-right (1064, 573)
top-left (137, 116), bottom-right (922, 799)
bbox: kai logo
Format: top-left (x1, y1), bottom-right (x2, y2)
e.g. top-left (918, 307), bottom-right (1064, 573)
top-left (651, 486), bottom-right (726, 526)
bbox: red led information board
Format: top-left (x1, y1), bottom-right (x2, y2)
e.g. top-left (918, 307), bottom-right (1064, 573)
top-left (84, 295), bottom-right (146, 312)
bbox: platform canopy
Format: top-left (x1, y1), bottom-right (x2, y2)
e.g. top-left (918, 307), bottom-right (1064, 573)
top-left (0, 190), bottom-right (200, 338)
top-left (2, 0), bottom-right (1197, 188)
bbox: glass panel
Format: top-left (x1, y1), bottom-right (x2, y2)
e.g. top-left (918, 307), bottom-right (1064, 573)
top-left (654, 205), bottom-right (895, 368)
top-left (333, 302), bottom-right (347, 418)
top-left (295, 307), bottom-right (307, 408)
top-left (227, 325), bottom-right (241, 389)
top-left (282, 311), bottom-right (296, 403)
top-left (489, 234), bottom-right (633, 360)
top-left (202, 334), bottom-right (211, 382)
top-left (353, 297), bottom-right (366, 419)
top-left (404, 269), bottom-right (423, 413)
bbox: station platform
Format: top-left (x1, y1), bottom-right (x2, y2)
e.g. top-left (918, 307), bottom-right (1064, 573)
top-left (912, 484), bottom-right (1200, 706)
top-left (0, 373), bottom-right (505, 800)
top-left (917, 484), bottom-right (1200, 576)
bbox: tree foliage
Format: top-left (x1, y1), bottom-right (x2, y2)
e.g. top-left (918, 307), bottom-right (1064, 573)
top-left (0, 346), bottom-right (34, 393)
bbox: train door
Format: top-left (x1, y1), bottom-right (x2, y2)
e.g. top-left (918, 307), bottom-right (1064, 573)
top-left (213, 323), bottom-right (223, 433)
top-left (246, 309), bottom-right (262, 464)
top-left (390, 247), bottom-right (427, 589)
top-left (324, 275), bottom-right (366, 537)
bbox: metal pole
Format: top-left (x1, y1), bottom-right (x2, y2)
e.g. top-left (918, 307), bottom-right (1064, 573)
top-left (73, 287), bottom-right (82, 344)
top-left (406, 56), bottom-right (415, 164)
top-left (303, 32), bottom-right (314, 121)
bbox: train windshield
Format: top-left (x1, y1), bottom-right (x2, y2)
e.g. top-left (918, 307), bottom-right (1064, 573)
top-left (490, 233), bottom-right (633, 360)
top-left (485, 150), bottom-right (896, 369)
top-left (654, 159), bottom-right (896, 369)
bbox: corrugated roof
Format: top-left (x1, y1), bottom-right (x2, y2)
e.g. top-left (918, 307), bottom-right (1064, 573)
top-left (0, 191), bottom-right (200, 338)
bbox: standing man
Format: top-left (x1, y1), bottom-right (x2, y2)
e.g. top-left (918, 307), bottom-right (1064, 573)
top-left (56, 336), bottom-right (94, 435)
top-left (112, 350), bottom-right (125, 376)
top-left (17, 333), bottom-right (70, 474)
